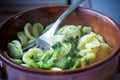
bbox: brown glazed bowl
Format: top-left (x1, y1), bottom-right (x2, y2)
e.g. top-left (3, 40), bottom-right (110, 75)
top-left (0, 5), bottom-right (120, 80)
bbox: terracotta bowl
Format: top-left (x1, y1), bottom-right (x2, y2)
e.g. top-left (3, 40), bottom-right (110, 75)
top-left (0, 5), bottom-right (120, 80)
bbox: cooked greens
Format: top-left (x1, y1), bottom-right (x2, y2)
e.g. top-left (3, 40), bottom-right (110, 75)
top-left (6, 23), bottom-right (112, 70)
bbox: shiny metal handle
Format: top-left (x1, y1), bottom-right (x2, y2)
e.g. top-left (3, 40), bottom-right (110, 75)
top-left (44, 0), bottom-right (87, 36)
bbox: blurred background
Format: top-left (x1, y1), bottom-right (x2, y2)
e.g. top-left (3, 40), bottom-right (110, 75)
top-left (70, 0), bottom-right (120, 25)
top-left (0, 0), bottom-right (120, 25)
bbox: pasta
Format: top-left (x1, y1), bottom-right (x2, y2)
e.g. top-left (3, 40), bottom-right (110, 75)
top-left (6, 23), bottom-right (112, 70)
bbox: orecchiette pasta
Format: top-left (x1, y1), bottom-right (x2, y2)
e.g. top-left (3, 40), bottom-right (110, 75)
top-left (6, 23), bottom-right (112, 70)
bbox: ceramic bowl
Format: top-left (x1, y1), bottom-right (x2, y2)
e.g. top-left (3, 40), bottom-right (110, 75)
top-left (0, 5), bottom-right (120, 80)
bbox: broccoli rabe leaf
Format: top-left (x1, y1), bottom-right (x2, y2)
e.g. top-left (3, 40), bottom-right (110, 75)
top-left (22, 48), bottom-right (43, 68)
top-left (55, 56), bottom-right (72, 69)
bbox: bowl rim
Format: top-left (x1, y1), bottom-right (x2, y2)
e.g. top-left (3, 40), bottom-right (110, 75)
top-left (0, 5), bottom-right (120, 75)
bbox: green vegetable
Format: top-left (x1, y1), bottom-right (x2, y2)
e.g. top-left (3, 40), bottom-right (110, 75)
top-left (54, 42), bottom-right (72, 69)
top-left (37, 45), bottom-right (60, 69)
top-left (22, 48), bottom-right (43, 68)
top-left (55, 56), bottom-right (72, 69)
top-left (6, 23), bottom-right (112, 70)
top-left (71, 58), bottom-right (81, 69)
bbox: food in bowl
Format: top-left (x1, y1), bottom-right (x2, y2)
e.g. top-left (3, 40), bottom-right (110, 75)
top-left (5, 22), bottom-right (112, 70)
top-left (0, 6), bottom-right (120, 80)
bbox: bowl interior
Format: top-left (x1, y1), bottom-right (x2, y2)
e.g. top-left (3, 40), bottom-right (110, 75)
top-left (0, 5), bottom-right (120, 72)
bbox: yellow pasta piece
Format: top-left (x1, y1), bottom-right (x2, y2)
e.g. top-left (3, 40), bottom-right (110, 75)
top-left (96, 43), bottom-right (112, 61)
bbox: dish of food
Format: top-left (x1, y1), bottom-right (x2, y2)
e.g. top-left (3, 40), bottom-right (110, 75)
top-left (5, 22), bottom-right (112, 70)
top-left (0, 5), bottom-right (120, 80)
